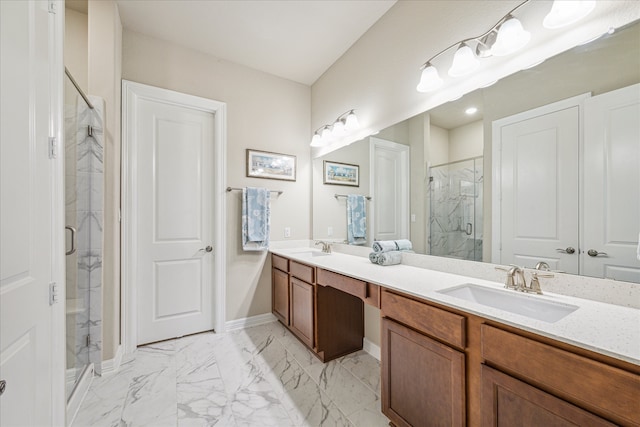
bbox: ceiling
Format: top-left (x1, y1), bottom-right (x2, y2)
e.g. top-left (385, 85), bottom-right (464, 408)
top-left (114, 0), bottom-right (396, 85)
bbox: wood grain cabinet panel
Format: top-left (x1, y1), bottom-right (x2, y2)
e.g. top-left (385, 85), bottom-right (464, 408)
top-left (272, 267), bottom-right (289, 325)
top-left (317, 268), bottom-right (367, 299)
top-left (382, 318), bottom-right (465, 427)
top-left (481, 365), bottom-right (615, 427)
top-left (290, 277), bottom-right (314, 348)
top-left (272, 254), bottom-right (288, 272)
top-left (290, 260), bottom-right (314, 283)
top-left (381, 290), bottom-right (466, 349)
top-left (482, 325), bottom-right (640, 426)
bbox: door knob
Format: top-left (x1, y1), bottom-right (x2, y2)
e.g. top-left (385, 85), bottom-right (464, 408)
top-left (201, 245), bottom-right (213, 253)
top-left (556, 247), bottom-right (575, 254)
top-left (0, 379), bottom-right (6, 396)
top-left (587, 249), bottom-right (607, 257)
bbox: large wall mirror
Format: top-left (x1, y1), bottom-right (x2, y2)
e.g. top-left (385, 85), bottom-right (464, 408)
top-left (312, 20), bottom-right (640, 281)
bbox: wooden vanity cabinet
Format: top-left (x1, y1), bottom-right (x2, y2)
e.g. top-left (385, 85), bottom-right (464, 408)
top-left (381, 290), bottom-right (467, 427)
top-left (271, 254), bottom-right (364, 362)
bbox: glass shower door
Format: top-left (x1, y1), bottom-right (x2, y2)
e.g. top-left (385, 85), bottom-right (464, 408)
top-left (429, 157), bottom-right (483, 261)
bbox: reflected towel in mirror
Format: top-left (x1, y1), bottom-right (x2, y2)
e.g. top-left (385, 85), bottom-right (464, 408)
top-left (347, 194), bottom-right (367, 245)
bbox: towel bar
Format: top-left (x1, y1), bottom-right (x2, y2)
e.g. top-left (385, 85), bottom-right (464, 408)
top-left (334, 194), bottom-right (372, 201)
top-left (226, 186), bottom-right (283, 196)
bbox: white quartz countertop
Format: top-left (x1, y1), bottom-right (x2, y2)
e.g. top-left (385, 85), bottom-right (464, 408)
top-left (270, 247), bottom-right (640, 365)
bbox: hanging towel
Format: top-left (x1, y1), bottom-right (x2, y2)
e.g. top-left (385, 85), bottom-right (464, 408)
top-left (242, 187), bottom-right (270, 251)
top-left (376, 251), bottom-right (403, 266)
top-left (347, 194), bottom-right (367, 245)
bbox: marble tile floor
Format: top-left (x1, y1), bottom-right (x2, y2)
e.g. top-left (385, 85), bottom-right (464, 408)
top-left (72, 321), bottom-right (390, 427)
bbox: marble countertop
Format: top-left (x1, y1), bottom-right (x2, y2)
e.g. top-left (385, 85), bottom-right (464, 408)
top-left (270, 247), bottom-right (640, 365)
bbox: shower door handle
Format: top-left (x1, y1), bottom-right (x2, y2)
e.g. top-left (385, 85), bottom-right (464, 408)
top-left (465, 223), bottom-right (472, 236)
top-left (65, 226), bottom-right (77, 255)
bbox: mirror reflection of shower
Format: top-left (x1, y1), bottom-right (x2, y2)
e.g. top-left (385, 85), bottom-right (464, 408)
top-left (64, 68), bottom-right (104, 402)
top-left (429, 157), bottom-right (483, 261)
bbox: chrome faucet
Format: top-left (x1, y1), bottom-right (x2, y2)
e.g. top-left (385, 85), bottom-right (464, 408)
top-left (496, 265), bottom-right (554, 294)
top-left (315, 240), bottom-right (332, 254)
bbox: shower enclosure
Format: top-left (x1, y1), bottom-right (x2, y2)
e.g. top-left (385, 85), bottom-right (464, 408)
top-left (429, 157), bottom-right (483, 261)
top-left (64, 69), bottom-right (104, 401)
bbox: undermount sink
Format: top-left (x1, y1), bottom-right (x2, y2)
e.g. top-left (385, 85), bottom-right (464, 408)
top-left (290, 250), bottom-right (331, 258)
top-left (437, 284), bottom-right (578, 323)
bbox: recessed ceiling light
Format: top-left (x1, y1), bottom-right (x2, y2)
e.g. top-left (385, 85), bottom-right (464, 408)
top-left (465, 107), bottom-right (478, 115)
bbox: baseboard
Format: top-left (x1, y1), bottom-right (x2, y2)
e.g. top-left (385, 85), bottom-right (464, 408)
top-left (100, 345), bottom-right (123, 376)
top-left (66, 363), bottom-right (94, 427)
top-left (363, 338), bottom-right (381, 361)
top-left (225, 313), bottom-right (277, 331)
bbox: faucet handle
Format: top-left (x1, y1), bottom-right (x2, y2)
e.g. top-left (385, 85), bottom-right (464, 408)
top-left (529, 272), bottom-right (553, 295)
top-left (495, 266), bottom-right (519, 290)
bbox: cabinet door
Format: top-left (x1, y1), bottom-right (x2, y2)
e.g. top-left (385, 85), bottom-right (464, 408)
top-left (290, 277), bottom-right (314, 348)
top-left (481, 365), bottom-right (615, 427)
top-left (382, 318), bottom-right (465, 427)
top-left (272, 268), bottom-right (289, 325)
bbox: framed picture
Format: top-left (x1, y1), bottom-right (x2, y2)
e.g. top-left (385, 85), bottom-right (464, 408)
top-left (323, 160), bottom-right (359, 187)
top-left (246, 149), bottom-right (296, 181)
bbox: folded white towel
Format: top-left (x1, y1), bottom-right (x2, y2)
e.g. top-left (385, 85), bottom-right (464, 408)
top-left (376, 251), bottom-right (403, 266)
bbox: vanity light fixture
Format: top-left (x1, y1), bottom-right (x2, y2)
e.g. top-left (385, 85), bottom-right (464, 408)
top-left (543, 0), bottom-right (596, 29)
top-left (310, 110), bottom-right (360, 147)
top-left (416, 0), bottom-right (595, 93)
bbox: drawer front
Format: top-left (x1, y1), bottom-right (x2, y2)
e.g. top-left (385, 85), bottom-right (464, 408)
top-left (482, 325), bottom-right (640, 426)
top-left (381, 290), bottom-right (466, 349)
top-left (317, 268), bottom-right (366, 300)
top-left (272, 254), bottom-right (288, 272)
top-left (290, 260), bottom-right (314, 283)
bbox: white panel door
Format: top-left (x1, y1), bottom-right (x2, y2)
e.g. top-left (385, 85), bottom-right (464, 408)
top-left (371, 138), bottom-right (410, 241)
top-left (0, 1), bottom-right (55, 425)
top-left (136, 98), bottom-right (215, 345)
top-left (498, 106), bottom-right (579, 273)
top-left (583, 84), bottom-right (640, 282)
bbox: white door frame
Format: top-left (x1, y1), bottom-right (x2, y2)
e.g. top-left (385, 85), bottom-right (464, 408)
top-left (491, 92), bottom-right (590, 264)
top-left (121, 81), bottom-right (227, 354)
top-left (369, 137), bottom-right (410, 242)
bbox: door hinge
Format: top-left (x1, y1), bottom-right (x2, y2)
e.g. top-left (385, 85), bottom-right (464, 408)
top-left (48, 1), bottom-right (56, 14)
top-left (87, 125), bottom-right (93, 137)
top-left (48, 137), bottom-right (57, 159)
top-left (86, 334), bottom-right (90, 347)
top-left (49, 282), bottom-right (59, 305)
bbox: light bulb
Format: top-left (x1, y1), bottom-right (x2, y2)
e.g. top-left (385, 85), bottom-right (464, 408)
top-left (491, 16), bottom-right (531, 56)
top-left (543, 0), bottom-right (596, 29)
top-left (310, 133), bottom-right (322, 147)
top-left (321, 126), bottom-right (332, 140)
top-left (344, 111), bottom-right (359, 131)
top-left (448, 43), bottom-right (479, 77)
top-left (416, 64), bottom-right (443, 92)
top-left (332, 119), bottom-right (345, 138)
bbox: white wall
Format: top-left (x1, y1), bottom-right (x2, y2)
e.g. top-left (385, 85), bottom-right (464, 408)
top-left (122, 30), bottom-right (311, 323)
top-left (449, 120), bottom-right (483, 162)
top-left (64, 8), bottom-right (87, 88)
top-left (88, 0), bottom-right (122, 360)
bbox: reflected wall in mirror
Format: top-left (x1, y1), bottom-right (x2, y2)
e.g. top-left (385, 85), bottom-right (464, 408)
top-left (312, 20), bottom-right (640, 281)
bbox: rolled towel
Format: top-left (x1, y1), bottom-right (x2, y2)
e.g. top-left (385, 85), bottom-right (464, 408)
top-left (376, 251), bottom-right (403, 266)
top-left (395, 239), bottom-right (413, 251)
top-left (369, 252), bottom-right (380, 264)
top-left (372, 240), bottom-right (398, 252)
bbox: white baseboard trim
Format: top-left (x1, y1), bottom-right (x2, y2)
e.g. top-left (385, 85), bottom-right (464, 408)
top-left (100, 345), bottom-right (123, 376)
top-left (225, 313), bottom-right (277, 331)
top-left (66, 363), bottom-right (94, 427)
top-left (363, 338), bottom-right (381, 361)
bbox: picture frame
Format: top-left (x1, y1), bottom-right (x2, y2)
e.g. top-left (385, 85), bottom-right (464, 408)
top-left (323, 160), bottom-right (359, 187)
top-left (246, 149), bottom-right (296, 181)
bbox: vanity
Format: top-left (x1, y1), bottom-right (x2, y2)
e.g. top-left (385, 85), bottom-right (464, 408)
top-left (270, 248), bottom-right (640, 427)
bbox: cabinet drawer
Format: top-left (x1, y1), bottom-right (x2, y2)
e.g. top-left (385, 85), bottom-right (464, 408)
top-left (317, 268), bottom-right (366, 300)
top-left (381, 290), bottom-right (466, 349)
top-left (482, 325), bottom-right (640, 426)
top-left (272, 254), bottom-right (288, 272)
top-left (290, 260), bottom-right (314, 283)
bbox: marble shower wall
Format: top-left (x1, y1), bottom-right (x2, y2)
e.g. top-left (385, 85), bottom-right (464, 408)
top-left (429, 158), bottom-right (483, 262)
